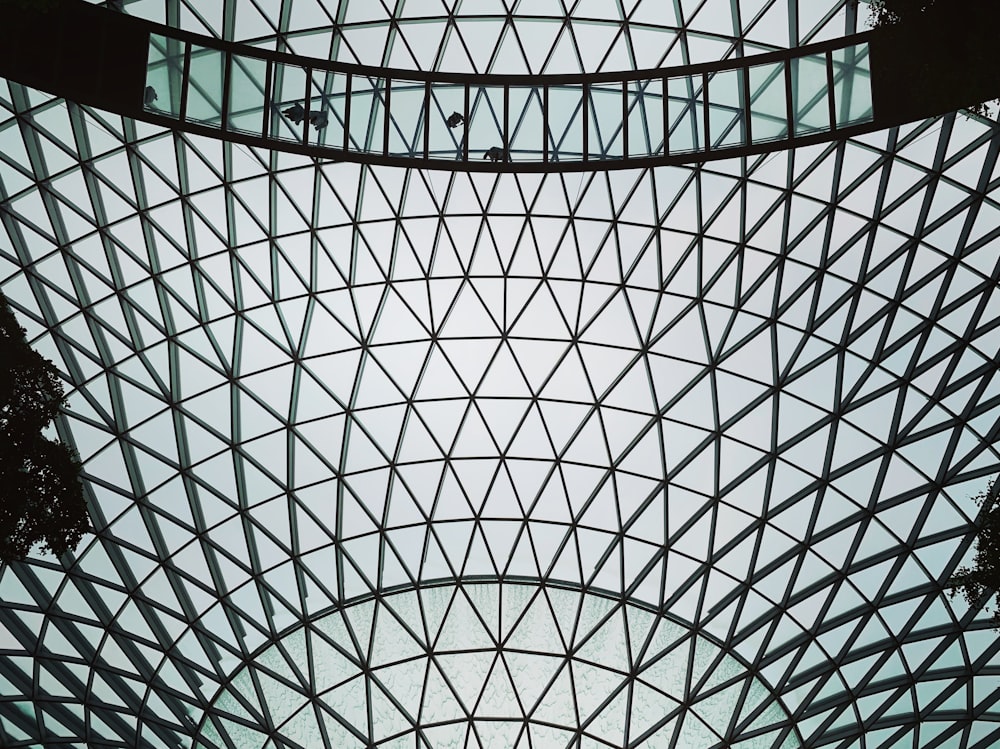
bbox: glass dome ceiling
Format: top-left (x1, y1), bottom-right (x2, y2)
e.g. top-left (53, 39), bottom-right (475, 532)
top-left (2, 1), bottom-right (1000, 748)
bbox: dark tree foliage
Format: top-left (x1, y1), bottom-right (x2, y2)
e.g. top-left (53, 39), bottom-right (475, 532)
top-left (868, 0), bottom-right (1000, 117)
top-left (0, 293), bottom-right (88, 562)
top-left (868, 0), bottom-right (941, 27)
top-left (950, 480), bottom-right (1000, 620)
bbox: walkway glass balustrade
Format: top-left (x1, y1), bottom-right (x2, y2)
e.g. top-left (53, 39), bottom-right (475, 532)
top-left (145, 32), bottom-right (873, 166)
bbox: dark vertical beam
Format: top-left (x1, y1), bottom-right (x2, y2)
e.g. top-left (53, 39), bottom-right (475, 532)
top-left (622, 80), bottom-right (629, 159)
top-left (826, 49), bottom-right (837, 131)
top-left (702, 71), bottom-right (710, 152)
top-left (742, 65), bottom-right (752, 145)
top-left (179, 43), bottom-right (192, 121)
top-left (543, 85), bottom-right (549, 163)
top-left (261, 58), bottom-right (273, 139)
top-left (221, 51), bottom-right (232, 131)
top-left (383, 77), bottom-right (391, 156)
top-left (344, 72), bottom-right (353, 151)
top-left (463, 84), bottom-right (470, 161)
top-left (784, 58), bottom-right (794, 140)
top-left (423, 81), bottom-right (431, 159)
top-left (663, 76), bottom-right (670, 156)
top-left (503, 84), bottom-right (510, 159)
top-left (303, 66), bottom-right (312, 145)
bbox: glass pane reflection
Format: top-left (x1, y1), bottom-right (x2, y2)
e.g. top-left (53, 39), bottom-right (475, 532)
top-left (186, 45), bottom-right (225, 126)
top-left (792, 53), bottom-right (830, 135)
top-left (749, 61), bottom-right (788, 143)
top-left (627, 79), bottom-right (664, 158)
top-left (708, 68), bottom-right (745, 148)
top-left (228, 55), bottom-right (267, 135)
top-left (589, 82), bottom-right (624, 160)
top-left (548, 86), bottom-right (584, 161)
top-left (389, 79), bottom-right (425, 157)
top-left (668, 75), bottom-right (704, 153)
top-left (833, 43), bottom-right (874, 127)
top-left (509, 86), bottom-right (545, 161)
top-left (468, 86), bottom-right (505, 161)
top-left (145, 33), bottom-right (185, 118)
top-left (350, 76), bottom-right (387, 154)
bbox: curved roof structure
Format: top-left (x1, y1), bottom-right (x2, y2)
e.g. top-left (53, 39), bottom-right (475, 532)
top-left (1, 1), bottom-right (1000, 748)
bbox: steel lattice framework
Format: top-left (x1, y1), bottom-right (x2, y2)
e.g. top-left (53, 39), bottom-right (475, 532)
top-left (1, 1), bottom-right (1000, 748)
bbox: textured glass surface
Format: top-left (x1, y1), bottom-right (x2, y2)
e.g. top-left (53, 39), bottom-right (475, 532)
top-left (195, 582), bottom-right (799, 749)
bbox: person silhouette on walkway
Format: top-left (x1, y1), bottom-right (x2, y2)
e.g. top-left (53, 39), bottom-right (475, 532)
top-left (483, 146), bottom-right (508, 162)
top-left (282, 103), bottom-right (305, 124)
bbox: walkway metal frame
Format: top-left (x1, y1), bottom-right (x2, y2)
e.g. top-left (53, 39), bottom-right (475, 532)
top-left (142, 25), bottom-right (875, 171)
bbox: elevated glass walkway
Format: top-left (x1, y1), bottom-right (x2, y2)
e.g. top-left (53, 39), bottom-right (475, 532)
top-left (144, 29), bottom-right (873, 171)
top-left (3, 0), bottom-right (997, 173)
